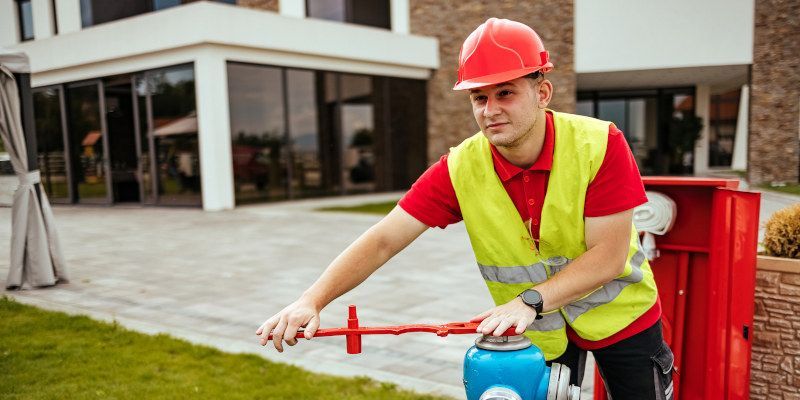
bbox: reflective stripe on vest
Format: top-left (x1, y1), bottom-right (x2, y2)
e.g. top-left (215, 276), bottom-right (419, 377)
top-left (478, 255), bottom-right (571, 284)
top-left (478, 262), bottom-right (548, 284)
top-left (563, 243), bottom-right (647, 322)
top-left (528, 311), bottom-right (565, 331)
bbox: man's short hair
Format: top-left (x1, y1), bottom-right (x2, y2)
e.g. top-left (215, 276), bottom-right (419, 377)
top-left (525, 71), bottom-right (543, 81)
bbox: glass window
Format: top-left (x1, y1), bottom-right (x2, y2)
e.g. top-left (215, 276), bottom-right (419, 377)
top-left (148, 66), bottom-right (201, 206)
top-left (597, 99), bottom-right (627, 134)
top-left (669, 93), bottom-right (699, 174)
top-left (573, 89), bottom-right (698, 175)
top-left (586, 96), bottom-right (660, 175)
top-left (673, 95), bottom-right (694, 119)
top-left (227, 63), bottom-right (289, 203)
top-left (287, 69), bottom-right (324, 198)
top-left (80, 0), bottom-right (150, 27)
top-left (306, 0), bottom-right (390, 29)
top-left (708, 89), bottom-right (740, 168)
top-left (349, 0), bottom-right (390, 29)
top-left (625, 98), bottom-right (659, 173)
top-left (17, 0), bottom-right (34, 41)
top-left (307, 0), bottom-right (346, 22)
top-left (33, 88), bottom-right (70, 201)
top-left (576, 100), bottom-right (594, 117)
top-left (227, 64), bottom-right (426, 203)
top-left (339, 74), bottom-right (374, 193)
top-left (134, 75), bottom-right (155, 203)
top-left (153, 0), bottom-right (182, 10)
top-left (105, 80), bottom-right (140, 203)
top-left (67, 83), bottom-right (107, 203)
top-left (382, 76), bottom-right (428, 190)
top-left (81, 0), bottom-right (235, 26)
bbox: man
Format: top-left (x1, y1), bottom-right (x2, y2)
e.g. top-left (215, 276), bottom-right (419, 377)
top-left (257, 18), bottom-right (674, 400)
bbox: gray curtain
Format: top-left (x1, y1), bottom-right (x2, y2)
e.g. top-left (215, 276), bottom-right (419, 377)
top-left (0, 49), bottom-right (69, 289)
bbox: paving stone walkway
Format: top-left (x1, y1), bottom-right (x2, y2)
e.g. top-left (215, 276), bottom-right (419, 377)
top-left (3, 193), bottom-right (595, 398)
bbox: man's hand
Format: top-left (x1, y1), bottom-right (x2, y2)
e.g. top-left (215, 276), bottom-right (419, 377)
top-left (471, 296), bottom-right (537, 336)
top-left (256, 298), bottom-right (321, 352)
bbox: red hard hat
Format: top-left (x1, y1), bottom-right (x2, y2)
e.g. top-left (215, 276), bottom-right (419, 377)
top-left (453, 18), bottom-right (553, 91)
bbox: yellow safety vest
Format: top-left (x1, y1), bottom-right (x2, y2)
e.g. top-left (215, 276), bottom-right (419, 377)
top-left (447, 111), bottom-right (658, 360)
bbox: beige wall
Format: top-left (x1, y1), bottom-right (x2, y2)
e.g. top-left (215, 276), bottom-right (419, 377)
top-left (748, 0), bottom-right (800, 184)
top-left (751, 261), bottom-right (800, 399)
top-left (409, 1), bottom-right (576, 163)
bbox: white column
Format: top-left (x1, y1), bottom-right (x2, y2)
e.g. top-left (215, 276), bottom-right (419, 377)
top-left (32, 0), bottom-right (55, 39)
top-left (279, 0), bottom-right (304, 18)
top-left (55, 0), bottom-right (81, 34)
top-left (693, 84), bottom-right (710, 175)
top-left (0, 0), bottom-right (19, 46)
top-left (731, 84), bottom-right (749, 171)
top-left (194, 47), bottom-right (235, 211)
top-left (390, 0), bottom-right (409, 34)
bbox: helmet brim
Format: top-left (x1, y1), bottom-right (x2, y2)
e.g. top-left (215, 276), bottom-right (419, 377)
top-left (452, 64), bottom-right (553, 91)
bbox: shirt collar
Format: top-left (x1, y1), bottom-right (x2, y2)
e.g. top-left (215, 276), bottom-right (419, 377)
top-left (490, 111), bottom-right (555, 182)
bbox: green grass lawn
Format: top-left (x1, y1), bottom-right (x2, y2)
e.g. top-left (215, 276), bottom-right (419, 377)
top-left (317, 201), bottom-right (398, 215)
top-left (0, 297), bottom-right (451, 400)
top-left (759, 183), bottom-right (800, 196)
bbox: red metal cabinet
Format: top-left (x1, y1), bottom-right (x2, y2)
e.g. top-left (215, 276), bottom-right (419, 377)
top-left (593, 177), bottom-right (760, 400)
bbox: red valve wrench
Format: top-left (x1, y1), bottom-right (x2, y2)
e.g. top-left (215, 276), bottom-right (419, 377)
top-left (266, 305), bottom-right (519, 354)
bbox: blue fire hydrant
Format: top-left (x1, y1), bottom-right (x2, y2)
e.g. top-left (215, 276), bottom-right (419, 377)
top-left (464, 335), bottom-right (581, 400)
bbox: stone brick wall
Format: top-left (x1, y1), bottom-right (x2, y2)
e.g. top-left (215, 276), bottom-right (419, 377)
top-left (237, 0), bottom-right (279, 12)
top-left (748, 0), bottom-right (800, 184)
top-left (409, 1), bottom-right (576, 163)
top-left (751, 265), bottom-right (800, 399)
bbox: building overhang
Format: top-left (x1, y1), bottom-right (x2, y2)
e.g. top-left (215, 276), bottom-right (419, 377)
top-left (8, 1), bottom-right (440, 87)
top-left (577, 64), bottom-right (749, 93)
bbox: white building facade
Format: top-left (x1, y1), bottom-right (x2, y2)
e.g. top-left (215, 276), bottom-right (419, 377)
top-left (0, 0), bottom-right (756, 210)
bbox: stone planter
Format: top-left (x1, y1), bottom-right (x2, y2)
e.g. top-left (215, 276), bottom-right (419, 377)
top-left (751, 254), bottom-right (800, 399)
top-left (756, 254), bottom-right (800, 272)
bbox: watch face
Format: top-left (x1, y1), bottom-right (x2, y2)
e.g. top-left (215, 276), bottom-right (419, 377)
top-left (522, 290), bottom-right (542, 305)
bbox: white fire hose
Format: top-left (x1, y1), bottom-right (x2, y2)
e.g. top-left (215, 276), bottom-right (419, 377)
top-left (633, 191), bottom-right (677, 260)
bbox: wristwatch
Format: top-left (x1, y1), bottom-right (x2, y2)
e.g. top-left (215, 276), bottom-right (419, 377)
top-left (519, 289), bottom-right (544, 320)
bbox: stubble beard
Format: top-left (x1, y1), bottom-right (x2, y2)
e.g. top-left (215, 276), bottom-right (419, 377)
top-left (488, 117), bottom-right (538, 150)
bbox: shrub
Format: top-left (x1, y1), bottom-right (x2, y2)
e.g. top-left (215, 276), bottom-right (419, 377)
top-left (763, 203), bottom-right (800, 259)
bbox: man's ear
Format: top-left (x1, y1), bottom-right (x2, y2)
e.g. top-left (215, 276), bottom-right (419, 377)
top-left (538, 79), bottom-right (553, 109)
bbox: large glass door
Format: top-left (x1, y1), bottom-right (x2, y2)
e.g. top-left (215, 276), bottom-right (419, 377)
top-left (66, 81), bottom-right (111, 204)
top-left (339, 74), bottom-right (375, 194)
top-left (133, 65), bottom-right (201, 206)
top-left (105, 78), bottom-right (140, 203)
top-left (226, 63), bottom-right (289, 202)
top-left (33, 86), bottom-right (71, 203)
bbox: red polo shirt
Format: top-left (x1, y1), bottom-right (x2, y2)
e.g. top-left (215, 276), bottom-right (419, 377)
top-left (398, 111), bottom-right (660, 350)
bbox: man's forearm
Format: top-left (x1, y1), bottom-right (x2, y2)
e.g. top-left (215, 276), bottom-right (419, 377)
top-left (299, 207), bottom-right (428, 310)
top-left (300, 226), bottom-right (393, 309)
top-left (535, 241), bottom-right (627, 312)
